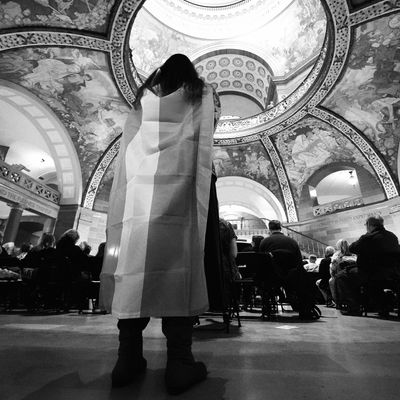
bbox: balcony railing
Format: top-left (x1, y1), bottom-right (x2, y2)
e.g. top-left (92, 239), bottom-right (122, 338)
top-left (313, 196), bottom-right (364, 217)
top-left (0, 160), bottom-right (60, 205)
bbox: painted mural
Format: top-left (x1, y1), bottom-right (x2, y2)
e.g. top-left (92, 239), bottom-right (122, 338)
top-left (268, 0), bottom-right (326, 75)
top-left (0, 47), bottom-right (130, 185)
top-left (93, 141), bottom-right (284, 213)
top-left (130, 0), bottom-right (325, 77)
top-left (0, 0), bottom-right (116, 32)
top-left (273, 117), bottom-right (376, 201)
top-left (324, 14), bottom-right (400, 178)
top-left (213, 142), bottom-right (284, 206)
top-left (130, 9), bottom-right (204, 75)
top-left (93, 157), bottom-right (116, 212)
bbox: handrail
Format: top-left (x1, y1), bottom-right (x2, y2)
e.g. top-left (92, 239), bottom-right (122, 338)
top-left (227, 217), bottom-right (330, 258)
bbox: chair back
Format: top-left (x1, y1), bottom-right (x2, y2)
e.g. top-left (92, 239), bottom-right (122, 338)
top-left (236, 252), bottom-right (275, 282)
top-left (269, 249), bottom-right (301, 278)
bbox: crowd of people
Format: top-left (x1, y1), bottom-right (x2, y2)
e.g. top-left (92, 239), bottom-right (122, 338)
top-left (235, 216), bottom-right (400, 318)
top-left (0, 229), bottom-right (105, 312)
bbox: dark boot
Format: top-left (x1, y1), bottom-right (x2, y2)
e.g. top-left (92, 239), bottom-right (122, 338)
top-left (111, 317), bottom-right (150, 388)
top-left (162, 317), bottom-right (207, 395)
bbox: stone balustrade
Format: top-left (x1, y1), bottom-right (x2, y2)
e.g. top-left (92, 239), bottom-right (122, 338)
top-left (313, 197), bottom-right (364, 217)
top-left (0, 160), bottom-right (60, 205)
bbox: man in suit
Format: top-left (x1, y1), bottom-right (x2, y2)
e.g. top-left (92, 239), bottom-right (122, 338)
top-left (260, 220), bottom-right (320, 320)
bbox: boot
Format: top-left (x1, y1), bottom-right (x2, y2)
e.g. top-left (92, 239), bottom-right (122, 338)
top-left (111, 317), bottom-right (150, 388)
top-left (162, 317), bottom-right (207, 395)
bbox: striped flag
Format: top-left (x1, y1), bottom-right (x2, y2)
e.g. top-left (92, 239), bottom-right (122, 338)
top-left (100, 85), bottom-right (215, 318)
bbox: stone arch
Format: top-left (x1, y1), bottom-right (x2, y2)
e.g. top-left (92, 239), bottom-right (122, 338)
top-left (216, 176), bottom-right (287, 223)
top-left (0, 80), bottom-right (82, 205)
top-left (298, 161), bottom-right (385, 220)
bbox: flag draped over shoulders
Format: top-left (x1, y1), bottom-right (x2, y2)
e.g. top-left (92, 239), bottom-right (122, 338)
top-left (100, 85), bottom-right (215, 318)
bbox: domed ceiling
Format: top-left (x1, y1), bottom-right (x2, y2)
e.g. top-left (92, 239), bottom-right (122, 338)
top-left (0, 0), bottom-right (399, 225)
top-left (130, 0), bottom-right (326, 118)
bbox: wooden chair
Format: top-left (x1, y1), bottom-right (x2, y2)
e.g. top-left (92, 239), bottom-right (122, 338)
top-left (235, 252), bottom-right (278, 320)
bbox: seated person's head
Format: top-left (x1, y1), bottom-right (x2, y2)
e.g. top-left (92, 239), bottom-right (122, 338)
top-left (325, 246), bottom-right (335, 258)
top-left (335, 239), bottom-right (351, 255)
top-left (309, 254), bottom-right (317, 263)
top-left (40, 233), bottom-right (56, 249)
top-left (251, 235), bottom-right (264, 251)
top-left (268, 220), bottom-right (281, 232)
top-left (365, 215), bottom-right (384, 232)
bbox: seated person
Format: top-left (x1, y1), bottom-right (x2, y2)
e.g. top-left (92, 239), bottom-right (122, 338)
top-left (316, 246), bottom-right (335, 307)
top-left (241, 235), bottom-right (264, 253)
top-left (328, 239), bottom-right (357, 306)
top-left (337, 216), bottom-right (400, 316)
top-left (260, 220), bottom-right (320, 320)
top-left (304, 255), bottom-right (319, 273)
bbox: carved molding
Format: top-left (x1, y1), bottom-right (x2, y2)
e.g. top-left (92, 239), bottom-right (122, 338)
top-left (313, 196), bottom-right (364, 217)
top-left (83, 138), bottom-right (120, 209)
top-left (0, 31), bottom-right (111, 52)
top-left (309, 108), bottom-right (399, 199)
top-left (110, 0), bottom-right (144, 105)
top-left (260, 136), bottom-right (298, 222)
top-left (349, 0), bottom-right (400, 26)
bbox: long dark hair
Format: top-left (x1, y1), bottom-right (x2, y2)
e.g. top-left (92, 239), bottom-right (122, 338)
top-left (134, 53), bottom-right (204, 109)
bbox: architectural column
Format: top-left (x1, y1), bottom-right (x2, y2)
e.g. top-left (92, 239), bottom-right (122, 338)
top-left (3, 204), bottom-right (24, 243)
top-left (42, 217), bottom-right (56, 235)
top-left (53, 204), bottom-right (80, 240)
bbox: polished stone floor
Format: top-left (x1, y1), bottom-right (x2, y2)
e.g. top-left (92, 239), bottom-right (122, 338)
top-left (1, 308), bottom-right (400, 400)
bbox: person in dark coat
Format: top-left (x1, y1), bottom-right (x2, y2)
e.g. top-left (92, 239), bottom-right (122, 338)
top-left (259, 220), bottom-right (320, 320)
top-left (56, 229), bottom-right (89, 311)
top-left (337, 216), bottom-right (400, 316)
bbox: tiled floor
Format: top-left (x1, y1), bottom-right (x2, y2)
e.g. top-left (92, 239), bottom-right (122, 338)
top-left (1, 308), bottom-right (400, 400)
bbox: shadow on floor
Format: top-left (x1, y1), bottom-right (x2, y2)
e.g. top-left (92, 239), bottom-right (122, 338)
top-left (193, 319), bottom-right (242, 340)
top-left (19, 370), bottom-right (228, 400)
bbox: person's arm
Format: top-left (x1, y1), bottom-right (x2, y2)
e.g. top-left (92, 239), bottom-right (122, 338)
top-left (349, 234), bottom-right (368, 255)
top-left (230, 237), bottom-right (238, 259)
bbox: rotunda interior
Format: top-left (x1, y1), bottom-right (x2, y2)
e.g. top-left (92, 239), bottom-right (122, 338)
top-left (0, 0), bottom-right (399, 251)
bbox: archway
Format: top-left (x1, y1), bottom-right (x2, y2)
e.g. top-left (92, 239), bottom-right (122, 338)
top-left (216, 176), bottom-right (287, 223)
top-left (0, 80), bottom-right (82, 205)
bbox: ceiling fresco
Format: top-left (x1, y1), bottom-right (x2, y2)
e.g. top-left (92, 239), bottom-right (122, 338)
top-left (323, 13), bottom-right (400, 179)
top-left (0, 0), bottom-right (116, 33)
top-left (0, 0), bottom-right (399, 224)
top-left (213, 142), bottom-right (284, 207)
top-left (130, 0), bottom-right (326, 77)
top-left (272, 117), bottom-right (376, 202)
top-left (93, 156), bottom-right (116, 213)
top-left (0, 46), bottom-right (130, 185)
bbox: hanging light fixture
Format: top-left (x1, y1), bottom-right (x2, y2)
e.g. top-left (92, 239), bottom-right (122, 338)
top-left (348, 170), bottom-right (357, 186)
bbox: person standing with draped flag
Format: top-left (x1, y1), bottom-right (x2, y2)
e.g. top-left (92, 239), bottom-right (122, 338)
top-left (100, 54), bottom-right (222, 394)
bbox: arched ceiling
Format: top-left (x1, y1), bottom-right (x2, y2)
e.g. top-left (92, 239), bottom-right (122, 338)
top-left (0, 0), bottom-right (398, 224)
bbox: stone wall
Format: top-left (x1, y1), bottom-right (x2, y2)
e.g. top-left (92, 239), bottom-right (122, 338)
top-left (288, 197), bottom-right (400, 247)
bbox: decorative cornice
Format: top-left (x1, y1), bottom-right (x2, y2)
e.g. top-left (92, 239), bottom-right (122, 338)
top-left (349, 0), bottom-right (400, 26)
top-left (309, 108), bottom-right (399, 199)
top-left (260, 136), bottom-right (298, 222)
top-left (83, 137), bottom-right (120, 209)
top-left (0, 31), bottom-right (111, 52)
top-left (110, 0), bottom-right (144, 105)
